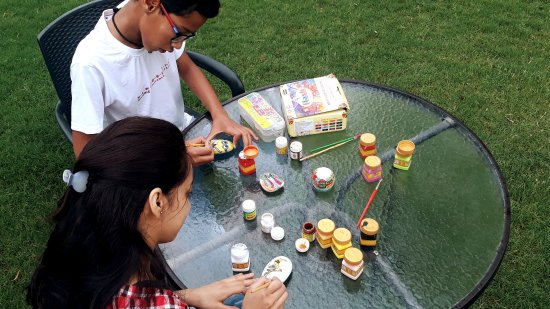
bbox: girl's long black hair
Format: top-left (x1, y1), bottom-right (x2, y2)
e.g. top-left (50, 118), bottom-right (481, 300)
top-left (27, 117), bottom-right (190, 308)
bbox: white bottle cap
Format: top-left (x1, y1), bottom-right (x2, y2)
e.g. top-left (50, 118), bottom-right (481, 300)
top-left (270, 226), bottom-right (285, 241)
top-left (289, 141), bottom-right (302, 152)
top-left (275, 136), bottom-right (288, 148)
top-left (231, 243), bottom-right (249, 259)
top-left (242, 199), bottom-right (256, 212)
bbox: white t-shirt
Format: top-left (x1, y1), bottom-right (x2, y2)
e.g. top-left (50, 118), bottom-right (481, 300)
top-left (70, 8), bottom-right (193, 134)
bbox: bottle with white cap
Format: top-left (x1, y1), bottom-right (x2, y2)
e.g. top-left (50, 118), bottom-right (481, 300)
top-left (242, 199), bottom-right (256, 220)
top-left (231, 243), bottom-right (250, 272)
top-left (275, 136), bottom-right (288, 155)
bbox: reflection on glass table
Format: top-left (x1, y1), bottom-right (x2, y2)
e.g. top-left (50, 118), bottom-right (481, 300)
top-left (161, 80), bottom-right (510, 309)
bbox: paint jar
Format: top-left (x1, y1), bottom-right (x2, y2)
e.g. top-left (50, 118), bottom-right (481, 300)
top-left (238, 151), bottom-right (256, 176)
top-left (270, 226), bottom-right (285, 241)
top-left (360, 218), bottom-right (379, 248)
top-left (393, 140), bottom-right (415, 171)
top-left (358, 133), bottom-right (377, 159)
top-left (312, 167), bottom-right (335, 192)
top-left (302, 222), bottom-right (317, 242)
top-left (231, 243), bottom-right (250, 272)
top-left (331, 227), bottom-right (352, 259)
top-left (275, 136), bottom-right (288, 155)
top-left (316, 218), bottom-right (336, 249)
top-left (341, 247), bottom-right (364, 280)
top-left (260, 213), bottom-right (275, 233)
top-left (242, 200), bottom-right (256, 221)
top-left (295, 238), bottom-right (310, 253)
top-left (289, 141), bottom-right (303, 160)
top-left (362, 155), bottom-right (382, 183)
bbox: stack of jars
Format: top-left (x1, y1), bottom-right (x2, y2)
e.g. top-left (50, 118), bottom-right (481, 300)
top-left (331, 228), bottom-right (352, 259)
top-left (238, 151), bottom-right (256, 176)
top-left (315, 219), bottom-right (335, 249)
top-left (359, 218), bottom-right (379, 248)
top-left (393, 140), bottom-right (415, 171)
top-left (362, 155), bottom-right (382, 183)
top-left (358, 133), bottom-right (377, 159)
top-left (341, 247), bottom-right (364, 280)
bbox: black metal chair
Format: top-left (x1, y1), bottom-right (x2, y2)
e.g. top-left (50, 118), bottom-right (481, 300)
top-left (37, 0), bottom-right (245, 143)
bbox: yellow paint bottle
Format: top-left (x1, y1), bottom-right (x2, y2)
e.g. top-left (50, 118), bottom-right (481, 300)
top-left (358, 133), bottom-right (377, 159)
top-left (331, 228), bottom-right (352, 259)
top-left (393, 140), bottom-right (415, 171)
top-left (315, 219), bottom-right (335, 249)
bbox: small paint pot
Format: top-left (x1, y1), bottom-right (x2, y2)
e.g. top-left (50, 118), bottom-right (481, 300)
top-left (242, 199), bottom-right (256, 221)
top-left (289, 141), bottom-right (303, 160)
top-left (312, 167), bottom-right (335, 192)
top-left (275, 136), bottom-right (288, 155)
top-left (243, 145), bottom-right (259, 159)
top-left (260, 213), bottom-right (275, 233)
top-left (302, 222), bottom-right (317, 242)
top-left (270, 226), bottom-right (285, 241)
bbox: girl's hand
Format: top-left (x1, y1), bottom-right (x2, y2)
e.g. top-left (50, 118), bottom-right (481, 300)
top-left (206, 114), bottom-right (258, 147)
top-left (242, 277), bottom-right (288, 309)
top-left (185, 136), bottom-right (214, 166)
top-left (181, 273), bottom-right (256, 309)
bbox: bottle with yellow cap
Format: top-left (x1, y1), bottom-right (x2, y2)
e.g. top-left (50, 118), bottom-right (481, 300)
top-left (359, 218), bottom-right (379, 247)
top-left (358, 133), bottom-right (377, 159)
top-left (362, 155), bottom-right (382, 183)
top-left (330, 228), bottom-right (352, 259)
top-left (315, 219), bottom-right (335, 249)
top-left (393, 140), bottom-right (415, 171)
top-left (341, 247), bottom-right (364, 280)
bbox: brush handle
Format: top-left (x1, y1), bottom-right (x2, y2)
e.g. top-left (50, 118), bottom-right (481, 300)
top-left (300, 138), bottom-right (356, 161)
top-left (310, 136), bottom-right (355, 153)
top-left (356, 190), bottom-right (378, 228)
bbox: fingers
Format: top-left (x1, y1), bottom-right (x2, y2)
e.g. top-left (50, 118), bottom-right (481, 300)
top-left (271, 290), bottom-right (288, 309)
top-left (186, 141), bottom-right (214, 166)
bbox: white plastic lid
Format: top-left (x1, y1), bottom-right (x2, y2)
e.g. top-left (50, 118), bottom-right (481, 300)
top-left (275, 136), bottom-right (288, 148)
top-left (270, 226), bottom-right (285, 241)
top-left (295, 238), bottom-right (310, 252)
top-left (231, 243), bottom-right (249, 259)
top-left (290, 141), bottom-right (302, 152)
top-left (242, 200), bottom-right (256, 212)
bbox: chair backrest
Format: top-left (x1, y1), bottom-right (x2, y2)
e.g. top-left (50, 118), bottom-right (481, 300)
top-left (37, 0), bottom-right (122, 130)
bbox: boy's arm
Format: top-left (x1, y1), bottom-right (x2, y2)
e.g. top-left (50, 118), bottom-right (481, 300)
top-left (176, 52), bottom-right (258, 146)
top-left (72, 131), bottom-right (96, 158)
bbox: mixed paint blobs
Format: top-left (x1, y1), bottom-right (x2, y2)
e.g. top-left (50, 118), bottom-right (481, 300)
top-left (393, 140), bottom-right (415, 171)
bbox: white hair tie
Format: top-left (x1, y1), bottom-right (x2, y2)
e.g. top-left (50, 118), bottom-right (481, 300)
top-left (62, 170), bottom-right (89, 193)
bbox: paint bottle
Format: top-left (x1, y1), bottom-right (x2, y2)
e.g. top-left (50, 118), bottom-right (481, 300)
top-left (302, 222), bottom-right (317, 242)
top-left (360, 218), bottom-right (379, 248)
top-left (362, 155), bottom-right (382, 183)
top-left (316, 218), bottom-right (336, 249)
top-left (260, 213), bottom-right (275, 233)
top-left (341, 247), bottom-right (364, 280)
top-left (289, 141), bottom-right (303, 160)
top-left (238, 150), bottom-right (256, 176)
top-left (312, 167), bottom-right (336, 192)
top-left (242, 199), bottom-right (256, 220)
top-left (358, 133), bottom-right (377, 159)
top-left (393, 140), bottom-right (415, 171)
top-left (231, 243), bottom-right (250, 272)
top-left (275, 136), bottom-right (288, 155)
top-left (331, 227), bottom-right (352, 259)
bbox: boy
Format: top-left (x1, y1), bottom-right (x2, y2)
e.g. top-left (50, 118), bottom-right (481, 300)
top-left (70, 0), bottom-right (257, 164)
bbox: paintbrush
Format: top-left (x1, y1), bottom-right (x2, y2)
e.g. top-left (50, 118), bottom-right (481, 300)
top-left (356, 179), bottom-right (383, 228)
top-left (309, 134), bottom-right (361, 153)
top-left (299, 135), bottom-right (361, 162)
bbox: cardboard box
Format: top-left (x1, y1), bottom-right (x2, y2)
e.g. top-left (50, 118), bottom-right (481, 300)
top-left (279, 74), bottom-right (349, 137)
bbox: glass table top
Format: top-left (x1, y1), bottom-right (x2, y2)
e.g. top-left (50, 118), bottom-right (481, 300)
top-left (161, 80), bottom-right (510, 308)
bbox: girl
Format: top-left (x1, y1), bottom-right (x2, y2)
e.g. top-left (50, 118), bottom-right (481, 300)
top-left (27, 117), bottom-right (287, 308)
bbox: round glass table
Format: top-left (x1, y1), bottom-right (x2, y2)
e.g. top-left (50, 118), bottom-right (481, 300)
top-left (161, 80), bottom-right (510, 308)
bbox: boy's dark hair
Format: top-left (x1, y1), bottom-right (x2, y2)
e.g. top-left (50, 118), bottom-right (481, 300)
top-left (26, 117), bottom-right (190, 309)
top-left (161, 0), bottom-right (220, 18)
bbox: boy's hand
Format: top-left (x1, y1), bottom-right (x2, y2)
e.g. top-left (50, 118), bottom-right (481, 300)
top-left (242, 277), bottom-right (288, 309)
top-left (185, 136), bottom-right (214, 166)
top-left (207, 115), bottom-right (259, 147)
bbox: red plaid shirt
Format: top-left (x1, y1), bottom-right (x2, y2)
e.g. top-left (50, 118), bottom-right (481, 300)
top-left (106, 285), bottom-right (188, 309)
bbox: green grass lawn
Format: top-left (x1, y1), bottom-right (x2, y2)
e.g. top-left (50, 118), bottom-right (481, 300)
top-left (1, 0), bottom-right (548, 307)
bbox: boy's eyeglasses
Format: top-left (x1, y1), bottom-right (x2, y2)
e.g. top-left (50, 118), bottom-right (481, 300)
top-left (159, 2), bottom-right (196, 43)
